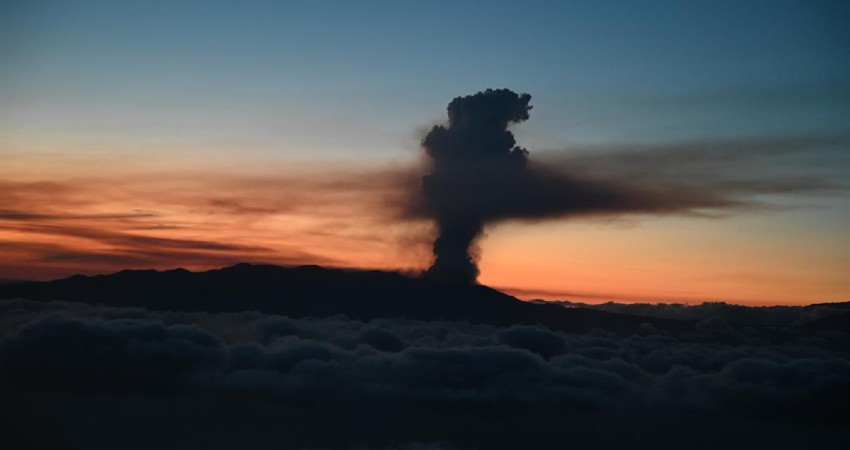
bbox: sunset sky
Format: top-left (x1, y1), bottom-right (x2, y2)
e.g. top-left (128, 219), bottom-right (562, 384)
top-left (2, 0), bottom-right (849, 305)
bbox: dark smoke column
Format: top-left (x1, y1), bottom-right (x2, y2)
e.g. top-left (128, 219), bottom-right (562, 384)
top-left (421, 89), bottom-right (532, 284)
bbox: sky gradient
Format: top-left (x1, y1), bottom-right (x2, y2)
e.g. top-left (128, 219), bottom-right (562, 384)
top-left (2, 0), bottom-right (849, 305)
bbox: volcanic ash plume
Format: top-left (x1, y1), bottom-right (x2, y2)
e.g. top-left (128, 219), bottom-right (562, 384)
top-left (416, 89), bottom-right (838, 285)
top-left (421, 89), bottom-right (532, 284)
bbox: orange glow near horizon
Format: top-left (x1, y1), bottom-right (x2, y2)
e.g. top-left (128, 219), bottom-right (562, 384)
top-left (0, 139), bottom-right (430, 279)
top-left (479, 220), bottom-right (850, 306)
top-left (2, 146), bottom-right (849, 306)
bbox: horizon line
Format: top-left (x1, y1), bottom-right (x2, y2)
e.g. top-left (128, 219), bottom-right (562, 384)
top-left (4, 262), bottom-right (847, 308)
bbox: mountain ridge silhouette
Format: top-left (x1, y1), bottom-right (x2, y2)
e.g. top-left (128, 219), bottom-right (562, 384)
top-left (0, 263), bottom-right (692, 333)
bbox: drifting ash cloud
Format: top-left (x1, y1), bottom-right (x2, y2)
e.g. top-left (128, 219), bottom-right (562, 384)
top-left (412, 89), bottom-right (847, 284)
top-left (1, 298), bottom-right (848, 449)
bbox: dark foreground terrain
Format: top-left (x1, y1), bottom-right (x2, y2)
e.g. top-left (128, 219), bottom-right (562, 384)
top-left (0, 264), bottom-right (693, 334)
top-left (1, 265), bottom-right (848, 449)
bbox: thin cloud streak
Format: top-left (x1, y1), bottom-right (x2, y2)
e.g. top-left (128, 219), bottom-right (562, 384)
top-left (499, 285), bottom-right (760, 306)
top-left (0, 167), bottom-right (429, 280)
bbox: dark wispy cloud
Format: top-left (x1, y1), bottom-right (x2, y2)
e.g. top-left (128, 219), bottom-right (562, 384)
top-left (10, 223), bottom-right (270, 253)
top-left (540, 133), bottom-right (849, 182)
top-left (0, 238), bottom-right (338, 282)
top-left (0, 210), bottom-right (159, 221)
top-left (0, 169), bottom-right (421, 279)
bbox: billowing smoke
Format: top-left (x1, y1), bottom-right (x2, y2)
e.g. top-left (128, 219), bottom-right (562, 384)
top-left (417, 89), bottom-right (841, 284)
top-left (421, 89), bottom-right (532, 284)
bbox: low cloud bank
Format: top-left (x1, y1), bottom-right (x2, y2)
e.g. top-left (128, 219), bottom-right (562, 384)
top-left (541, 299), bottom-right (850, 326)
top-left (1, 297), bottom-right (848, 450)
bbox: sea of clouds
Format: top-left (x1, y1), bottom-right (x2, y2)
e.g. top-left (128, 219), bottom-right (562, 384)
top-left (1, 298), bottom-right (848, 449)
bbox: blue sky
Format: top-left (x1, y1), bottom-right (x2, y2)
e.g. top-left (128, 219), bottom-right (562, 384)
top-left (3, 0), bottom-right (848, 158)
top-left (1, 0), bottom-right (848, 303)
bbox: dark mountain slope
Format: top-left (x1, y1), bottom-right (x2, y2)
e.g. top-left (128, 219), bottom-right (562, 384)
top-left (0, 263), bottom-right (689, 334)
